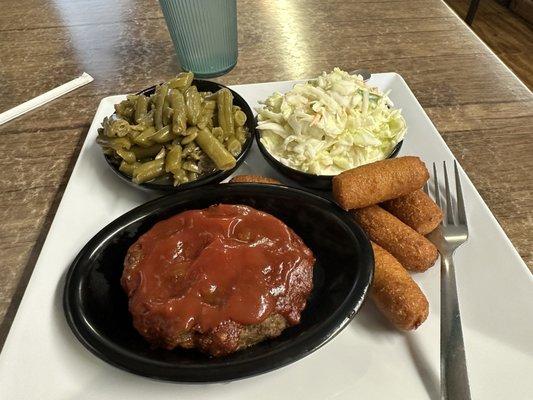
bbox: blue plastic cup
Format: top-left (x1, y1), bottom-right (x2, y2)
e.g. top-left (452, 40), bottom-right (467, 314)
top-left (159, 0), bottom-right (238, 77)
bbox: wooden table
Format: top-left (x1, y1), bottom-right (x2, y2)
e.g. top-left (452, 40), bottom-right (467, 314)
top-left (0, 0), bottom-right (531, 350)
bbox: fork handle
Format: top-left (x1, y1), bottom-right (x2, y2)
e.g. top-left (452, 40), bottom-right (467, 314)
top-left (441, 254), bottom-right (471, 400)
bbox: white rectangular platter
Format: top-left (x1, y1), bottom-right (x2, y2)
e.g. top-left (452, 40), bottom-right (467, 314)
top-left (1, 73), bottom-right (532, 400)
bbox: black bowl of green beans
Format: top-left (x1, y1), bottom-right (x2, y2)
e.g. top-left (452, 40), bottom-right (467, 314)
top-left (97, 73), bottom-right (254, 192)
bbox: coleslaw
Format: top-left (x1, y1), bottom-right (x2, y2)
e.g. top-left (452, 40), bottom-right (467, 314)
top-left (256, 68), bottom-right (407, 175)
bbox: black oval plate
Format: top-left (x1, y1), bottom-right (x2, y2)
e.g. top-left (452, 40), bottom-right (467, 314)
top-left (104, 79), bottom-right (255, 193)
top-left (63, 184), bottom-right (373, 382)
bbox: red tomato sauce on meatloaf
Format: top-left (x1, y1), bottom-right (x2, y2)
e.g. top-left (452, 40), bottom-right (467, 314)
top-left (121, 204), bottom-right (315, 352)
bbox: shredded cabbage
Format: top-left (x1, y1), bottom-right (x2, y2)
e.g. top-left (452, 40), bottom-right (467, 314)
top-left (256, 68), bottom-right (407, 175)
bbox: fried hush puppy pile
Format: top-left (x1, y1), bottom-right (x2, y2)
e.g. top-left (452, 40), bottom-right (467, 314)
top-left (333, 156), bottom-right (442, 330)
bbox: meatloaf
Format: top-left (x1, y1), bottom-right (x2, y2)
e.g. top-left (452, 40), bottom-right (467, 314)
top-left (121, 204), bottom-right (315, 356)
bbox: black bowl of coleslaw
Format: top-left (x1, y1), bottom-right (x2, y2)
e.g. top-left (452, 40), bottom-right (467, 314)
top-left (254, 127), bottom-right (403, 191)
top-left (252, 68), bottom-right (406, 191)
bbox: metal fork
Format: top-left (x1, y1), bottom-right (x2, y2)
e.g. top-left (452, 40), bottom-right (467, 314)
top-left (350, 69), bottom-right (371, 81)
top-left (425, 160), bottom-right (471, 400)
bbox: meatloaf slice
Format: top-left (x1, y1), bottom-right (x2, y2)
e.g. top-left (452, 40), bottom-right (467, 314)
top-left (123, 243), bottom-right (289, 356)
top-left (121, 204), bottom-right (315, 357)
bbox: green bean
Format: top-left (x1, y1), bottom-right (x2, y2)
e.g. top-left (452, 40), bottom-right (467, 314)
top-left (227, 138), bottom-right (242, 157)
top-left (113, 137), bottom-right (132, 149)
top-left (212, 126), bottom-right (224, 142)
top-left (203, 92), bottom-right (218, 102)
top-left (119, 161), bottom-right (139, 177)
top-left (182, 141), bottom-right (200, 157)
top-left (188, 146), bottom-right (202, 160)
top-left (151, 126), bottom-right (173, 143)
top-left (134, 110), bottom-right (154, 128)
top-left (181, 131), bottom-right (197, 145)
top-left (184, 86), bottom-right (202, 125)
top-left (126, 107), bottom-right (136, 120)
top-left (235, 126), bottom-right (248, 144)
top-left (187, 171), bottom-right (199, 181)
top-left (129, 124), bottom-right (146, 133)
top-left (182, 142), bottom-right (197, 157)
top-left (196, 128), bottom-right (236, 170)
top-left (130, 144), bottom-right (162, 159)
top-left (197, 100), bottom-right (216, 129)
top-left (162, 106), bottom-right (173, 127)
top-left (168, 72), bottom-right (194, 91)
top-left (154, 83), bottom-right (169, 130)
top-left (234, 109), bottom-right (247, 127)
top-left (132, 159), bottom-right (165, 184)
top-left (134, 95), bottom-right (149, 124)
top-left (95, 135), bottom-right (111, 148)
top-left (154, 147), bottom-right (166, 160)
top-left (182, 143), bottom-right (193, 156)
top-left (127, 129), bottom-right (140, 141)
top-left (168, 89), bottom-right (187, 135)
top-left (184, 126), bottom-right (198, 137)
top-left (96, 136), bottom-right (132, 150)
top-left (114, 100), bottom-right (134, 120)
top-left (173, 169), bottom-right (189, 186)
top-left (205, 100), bottom-right (217, 111)
top-left (103, 115), bottom-right (131, 137)
top-left (102, 147), bottom-right (114, 156)
top-left (217, 88), bottom-right (235, 140)
top-left (116, 148), bottom-right (137, 164)
top-left (133, 126), bottom-right (157, 147)
top-left (182, 160), bottom-right (200, 173)
top-left (165, 144), bottom-right (182, 174)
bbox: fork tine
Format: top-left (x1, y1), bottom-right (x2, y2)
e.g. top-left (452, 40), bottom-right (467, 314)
top-left (454, 160), bottom-right (467, 226)
top-left (443, 161), bottom-right (455, 225)
top-left (423, 181), bottom-right (429, 195)
top-left (432, 163), bottom-right (442, 214)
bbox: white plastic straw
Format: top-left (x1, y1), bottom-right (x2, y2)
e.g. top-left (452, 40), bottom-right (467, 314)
top-left (0, 72), bottom-right (94, 126)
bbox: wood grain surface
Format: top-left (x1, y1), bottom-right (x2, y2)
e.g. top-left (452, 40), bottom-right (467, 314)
top-left (447, 0), bottom-right (533, 89)
top-left (0, 0), bottom-right (531, 350)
